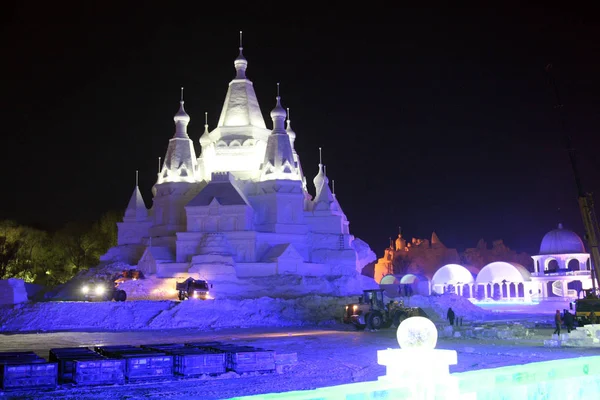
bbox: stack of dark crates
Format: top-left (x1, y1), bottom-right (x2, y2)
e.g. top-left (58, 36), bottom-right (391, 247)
top-left (49, 347), bottom-right (123, 386)
top-left (94, 345), bottom-right (173, 382)
top-left (141, 342), bottom-right (227, 376)
top-left (185, 342), bottom-right (276, 373)
top-left (0, 351), bottom-right (57, 391)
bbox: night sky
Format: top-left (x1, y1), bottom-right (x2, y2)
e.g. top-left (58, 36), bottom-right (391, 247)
top-left (2, 4), bottom-right (599, 255)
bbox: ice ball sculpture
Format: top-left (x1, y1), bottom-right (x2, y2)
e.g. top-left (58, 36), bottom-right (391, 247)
top-left (396, 316), bottom-right (438, 350)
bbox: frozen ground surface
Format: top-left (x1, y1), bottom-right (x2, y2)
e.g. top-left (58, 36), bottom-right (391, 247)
top-left (3, 322), bottom-right (600, 400)
top-left (1, 284), bottom-right (598, 399)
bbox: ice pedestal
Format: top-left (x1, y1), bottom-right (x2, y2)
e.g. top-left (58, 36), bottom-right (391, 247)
top-left (376, 316), bottom-right (463, 399)
top-left (377, 348), bottom-right (459, 399)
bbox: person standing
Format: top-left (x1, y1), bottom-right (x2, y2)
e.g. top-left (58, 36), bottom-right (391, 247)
top-left (564, 310), bottom-right (574, 333)
top-left (447, 307), bottom-right (455, 326)
top-left (554, 310), bottom-right (562, 335)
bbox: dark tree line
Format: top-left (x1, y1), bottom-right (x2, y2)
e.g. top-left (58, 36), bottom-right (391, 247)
top-left (0, 211), bottom-right (120, 286)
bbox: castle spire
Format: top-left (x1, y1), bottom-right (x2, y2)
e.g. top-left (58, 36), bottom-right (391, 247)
top-left (214, 33), bottom-right (266, 130)
top-left (173, 86), bottom-right (190, 138)
top-left (204, 111), bottom-right (209, 136)
top-left (156, 89), bottom-right (199, 184)
top-left (124, 170), bottom-right (148, 222)
top-left (286, 107), bottom-right (296, 145)
top-left (259, 84), bottom-right (299, 181)
top-left (313, 147), bottom-right (325, 195)
top-left (234, 30), bottom-right (248, 79)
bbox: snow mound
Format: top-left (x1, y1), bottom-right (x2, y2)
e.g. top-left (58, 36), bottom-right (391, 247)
top-left (392, 293), bottom-right (492, 322)
top-left (0, 296), bottom-right (355, 332)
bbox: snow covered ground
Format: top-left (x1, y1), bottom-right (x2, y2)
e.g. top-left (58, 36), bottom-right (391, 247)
top-left (2, 284), bottom-right (600, 399)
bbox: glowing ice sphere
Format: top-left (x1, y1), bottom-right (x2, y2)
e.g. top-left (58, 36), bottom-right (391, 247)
top-left (396, 316), bottom-right (438, 350)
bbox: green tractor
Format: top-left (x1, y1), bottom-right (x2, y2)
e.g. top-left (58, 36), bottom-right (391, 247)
top-left (343, 289), bottom-right (429, 330)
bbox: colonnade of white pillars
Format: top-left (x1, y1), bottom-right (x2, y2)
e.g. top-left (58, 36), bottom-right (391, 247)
top-left (437, 282), bottom-right (525, 300)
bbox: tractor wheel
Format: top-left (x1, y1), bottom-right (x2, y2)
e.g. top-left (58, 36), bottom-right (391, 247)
top-left (393, 312), bottom-right (407, 328)
top-left (118, 290), bottom-right (127, 301)
top-left (367, 312), bottom-right (383, 330)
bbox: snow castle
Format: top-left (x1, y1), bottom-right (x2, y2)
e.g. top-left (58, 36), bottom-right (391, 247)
top-left (102, 40), bottom-right (376, 290)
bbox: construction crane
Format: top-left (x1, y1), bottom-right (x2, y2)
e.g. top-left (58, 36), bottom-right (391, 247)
top-left (545, 64), bottom-right (600, 297)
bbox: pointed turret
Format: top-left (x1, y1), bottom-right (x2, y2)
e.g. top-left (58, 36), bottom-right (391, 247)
top-left (124, 186), bottom-right (149, 222)
top-left (286, 107), bottom-right (296, 146)
top-left (330, 179), bottom-right (346, 215)
top-left (124, 171), bottom-right (148, 222)
top-left (312, 165), bottom-right (335, 211)
top-left (173, 87), bottom-right (190, 139)
top-left (286, 107), bottom-right (310, 206)
top-left (259, 87), bottom-right (300, 181)
top-left (313, 147), bottom-right (326, 197)
top-left (215, 32), bottom-right (266, 129)
top-left (156, 88), bottom-right (199, 184)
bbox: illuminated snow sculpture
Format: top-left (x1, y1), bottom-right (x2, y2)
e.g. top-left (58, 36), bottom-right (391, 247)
top-left (102, 36), bottom-right (378, 298)
top-left (377, 316), bottom-right (458, 398)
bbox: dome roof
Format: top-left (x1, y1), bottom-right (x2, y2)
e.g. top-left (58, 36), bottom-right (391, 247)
top-left (270, 96), bottom-right (287, 120)
top-left (174, 101), bottom-right (190, 124)
top-left (475, 262), bottom-right (531, 283)
top-left (539, 223), bottom-right (585, 255)
top-left (431, 264), bottom-right (474, 285)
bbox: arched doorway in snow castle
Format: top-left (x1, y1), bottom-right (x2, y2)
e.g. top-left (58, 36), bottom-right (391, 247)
top-left (431, 264), bottom-right (475, 297)
top-left (530, 223), bottom-right (592, 300)
top-left (474, 262), bottom-right (532, 301)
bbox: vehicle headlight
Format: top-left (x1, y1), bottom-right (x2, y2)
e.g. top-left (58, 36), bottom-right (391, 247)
top-left (353, 305), bottom-right (358, 311)
top-left (82, 285), bottom-right (89, 294)
top-left (95, 285), bottom-right (106, 295)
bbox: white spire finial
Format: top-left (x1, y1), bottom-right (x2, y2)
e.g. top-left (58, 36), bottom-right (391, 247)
top-left (319, 147), bottom-right (322, 165)
top-left (332, 179), bottom-right (335, 195)
top-left (135, 170), bottom-right (139, 187)
top-left (277, 82), bottom-right (280, 97)
top-left (180, 87), bottom-right (184, 102)
top-left (158, 157), bottom-right (161, 174)
top-left (234, 31), bottom-right (247, 79)
top-left (205, 111), bottom-right (208, 126)
top-left (287, 107), bottom-right (290, 123)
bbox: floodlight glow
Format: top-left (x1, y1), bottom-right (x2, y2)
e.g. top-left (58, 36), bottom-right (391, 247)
top-left (81, 286), bottom-right (89, 294)
top-left (95, 285), bottom-right (105, 295)
top-left (396, 316), bottom-right (438, 350)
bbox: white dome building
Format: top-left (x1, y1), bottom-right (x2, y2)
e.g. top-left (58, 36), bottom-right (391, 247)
top-left (379, 273), bottom-right (430, 297)
top-left (431, 264), bottom-right (475, 297)
top-left (530, 223), bottom-right (592, 300)
top-left (474, 261), bottom-right (532, 301)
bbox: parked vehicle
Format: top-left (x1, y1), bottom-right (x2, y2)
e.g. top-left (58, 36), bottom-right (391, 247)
top-left (80, 279), bottom-right (127, 302)
top-left (343, 289), bottom-right (429, 330)
top-left (176, 277), bottom-right (212, 301)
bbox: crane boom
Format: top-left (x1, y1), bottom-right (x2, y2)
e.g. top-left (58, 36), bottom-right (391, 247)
top-left (545, 64), bottom-right (600, 295)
